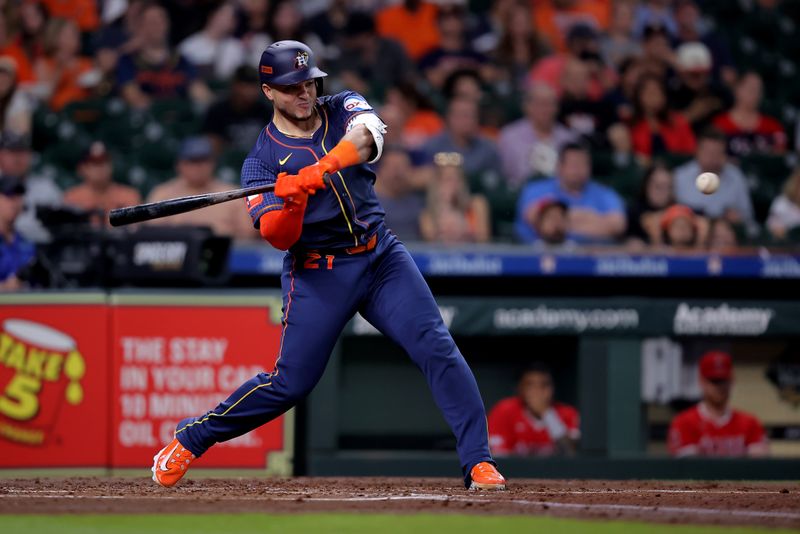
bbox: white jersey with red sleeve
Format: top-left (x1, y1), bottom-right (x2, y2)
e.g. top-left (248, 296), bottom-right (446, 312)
top-left (488, 397), bottom-right (580, 456)
top-left (668, 403), bottom-right (768, 457)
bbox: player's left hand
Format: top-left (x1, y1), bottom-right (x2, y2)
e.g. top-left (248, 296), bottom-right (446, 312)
top-left (296, 162), bottom-right (331, 194)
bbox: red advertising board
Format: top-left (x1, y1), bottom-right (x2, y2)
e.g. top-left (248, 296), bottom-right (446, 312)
top-left (0, 305), bottom-right (110, 467)
top-left (110, 303), bottom-right (287, 469)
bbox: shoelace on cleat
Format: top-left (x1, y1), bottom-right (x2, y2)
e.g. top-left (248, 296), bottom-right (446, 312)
top-left (167, 447), bottom-right (194, 471)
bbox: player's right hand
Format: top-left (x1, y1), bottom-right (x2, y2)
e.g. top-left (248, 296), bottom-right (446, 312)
top-left (275, 172), bottom-right (310, 203)
top-left (296, 162), bottom-right (329, 194)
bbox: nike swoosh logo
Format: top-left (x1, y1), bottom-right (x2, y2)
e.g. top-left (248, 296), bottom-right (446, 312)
top-left (279, 153), bottom-right (292, 166)
top-left (159, 443), bottom-right (180, 472)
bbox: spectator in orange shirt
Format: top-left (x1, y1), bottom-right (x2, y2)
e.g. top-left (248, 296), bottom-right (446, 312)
top-left (40, 0), bottom-right (99, 33)
top-left (629, 74), bottom-right (696, 164)
top-left (0, 2), bottom-right (48, 86)
top-left (376, 0), bottom-right (440, 60)
top-left (488, 362), bottom-right (580, 456)
top-left (532, 0), bottom-right (611, 53)
top-left (35, 18), bottom-right (97, 111)
top-left (380, 83), bottom-right (443, 152)
top-left (63, 141), bottom-right (141, 226)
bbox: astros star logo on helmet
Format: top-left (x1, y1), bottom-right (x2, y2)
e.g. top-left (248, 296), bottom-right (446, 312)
top-left (294, 51), bottom-right (309, 69)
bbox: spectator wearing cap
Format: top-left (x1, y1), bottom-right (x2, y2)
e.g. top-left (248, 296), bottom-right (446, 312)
top-left (424, 97), bottom-right (501, 188)
top-left (332, 12), bottom-right (415, 101)
top-left (146, 137), bottom-right (256, 239)
top-left (530, 197), bottom-right (575, 250)
top-left (674, 0), bottom-right (735, 87)
top-left (116, 3), bottom-right (212, 110)
top-left (712, 72), bottom-right (787, 159)
top-left (63, 141), bottom-right (141, 224)
top-left (0, 57), bottom-right (33, 135)
top-left (629, 73), bottom-right (696, 164)
top-left (515, 143), bottom-right (626, 244)
top-left (498, 82), bottom-right (576, 189)
top-left (668, 351), bottom-right (768, 457)
top-left (201, 65), bottom-right (271, 154)
top-left (529, 23), bottom-right (616, 103)
top-left (178, 2), bottom-right (246, 82)
top-left (0, 175), bottom-right (34, 291)
top-left (531, 0), bottom-right (611, 53)
top-left (668, 42), bottom-right (732, 134)
top-left (419, 151), bottom-right (490, 244)
top-left (660, 204), bottom-right (705, 250)
top-left (0, 131), bottom-right (61, 243)
top-left (673, 129), bottom-right (756, 235)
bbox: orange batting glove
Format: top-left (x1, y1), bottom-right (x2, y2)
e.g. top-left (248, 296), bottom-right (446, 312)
top-left (274, 172), bottom-right (309, 204)
top-left (296, 163), bottom-right (330, 194)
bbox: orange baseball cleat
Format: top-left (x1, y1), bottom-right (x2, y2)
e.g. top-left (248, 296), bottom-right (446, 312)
top-left (151, 438), bottom-right (196, 488)
top-left (468, 462), bottom-right (507, 490)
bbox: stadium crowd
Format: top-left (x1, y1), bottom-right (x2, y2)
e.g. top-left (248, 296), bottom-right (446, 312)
top-left (0, 0), bottom-right (798, 263)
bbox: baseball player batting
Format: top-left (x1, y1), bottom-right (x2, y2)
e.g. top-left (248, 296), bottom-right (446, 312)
top-left (151, 40), bottom-right (505, 490)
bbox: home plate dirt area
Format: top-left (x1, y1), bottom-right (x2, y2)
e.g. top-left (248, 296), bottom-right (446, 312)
top-left (1, 478), bottom-right (798, 529)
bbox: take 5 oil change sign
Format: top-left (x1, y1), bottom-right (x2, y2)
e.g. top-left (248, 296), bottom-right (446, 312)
top-left (0, 306), bottom-right (110, 466)
top-left (110, 301), bottom-right (289, 469)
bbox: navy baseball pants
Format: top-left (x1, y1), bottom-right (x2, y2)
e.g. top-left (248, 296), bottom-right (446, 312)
top-left (175, 228), bottom-right (493, 479)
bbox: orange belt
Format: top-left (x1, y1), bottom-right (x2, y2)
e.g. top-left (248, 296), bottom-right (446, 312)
top-left (345, 233), bottom-right (378, 255)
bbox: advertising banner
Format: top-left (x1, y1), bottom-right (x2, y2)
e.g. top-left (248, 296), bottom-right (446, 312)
top-left (0, 303), bottom-right (110, 467)
top-left (110, 298), bottom-right (289, 470)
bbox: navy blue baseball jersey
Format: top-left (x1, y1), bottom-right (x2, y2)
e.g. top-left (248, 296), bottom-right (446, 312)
top-left (170, 88), bottom-right (495, 488)
top-left (242, 91), bottom-right (385, 249)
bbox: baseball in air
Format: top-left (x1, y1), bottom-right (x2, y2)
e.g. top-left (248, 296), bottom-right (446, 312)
top-left (695, 172), bottom-right (720, 195)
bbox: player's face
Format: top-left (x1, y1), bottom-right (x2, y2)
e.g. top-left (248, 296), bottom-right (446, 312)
top-left (519, 371), bottom-right (554, 416)
top-left (701, 377), bottom-right (731, 408)
top-left (263, 80), bottom-right (317, 122)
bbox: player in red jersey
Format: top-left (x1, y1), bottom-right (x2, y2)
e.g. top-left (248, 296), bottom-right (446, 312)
top-left (668, 350), bottom-right (769, 457)
top-left (488, 363), bottom-right (580, 456)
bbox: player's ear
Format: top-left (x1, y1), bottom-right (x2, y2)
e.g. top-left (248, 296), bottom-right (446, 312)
top-left (262, 83), bottom-right (273, 102)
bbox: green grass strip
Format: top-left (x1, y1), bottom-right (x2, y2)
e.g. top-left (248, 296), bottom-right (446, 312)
top-left (0, 514), bottom-right (793, 534)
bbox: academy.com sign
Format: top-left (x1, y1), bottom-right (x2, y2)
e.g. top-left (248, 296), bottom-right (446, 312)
top-left (494, 306), bottom-right (639, 332)
top-left (673, 303), bottom-right (774, 336)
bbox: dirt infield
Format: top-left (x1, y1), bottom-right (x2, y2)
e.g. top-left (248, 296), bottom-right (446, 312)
top-left (1, 477), bottom-right (798, 529)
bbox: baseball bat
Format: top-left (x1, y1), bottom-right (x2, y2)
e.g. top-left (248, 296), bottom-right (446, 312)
top-left (108, 175), bottom-right (330, 227)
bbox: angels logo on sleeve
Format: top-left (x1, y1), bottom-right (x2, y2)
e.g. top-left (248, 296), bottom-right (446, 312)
top-left (344, 95), bottom-right (373, 112)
